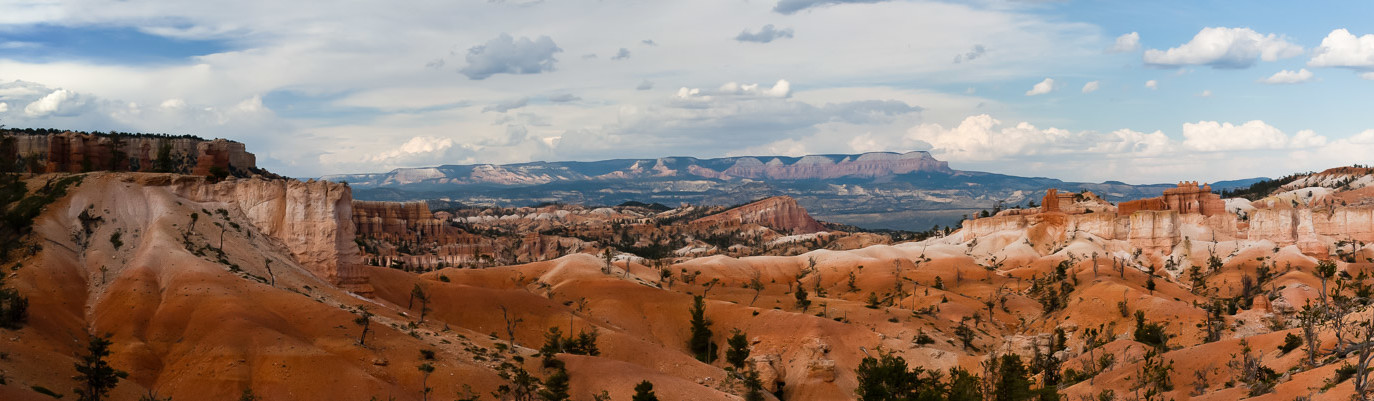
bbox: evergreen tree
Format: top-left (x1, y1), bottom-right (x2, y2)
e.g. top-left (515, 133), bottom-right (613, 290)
top-left (993, 354), bottom-right (1035, 401)
top-left (726, 329), bottom-right (750, 369)
top-left (947, 368), bottom-right (983, 401)
top-left (743, 369), bottom-right (766, 401)
top-left (74, 335), bottom-right (126, 401)
top-left (688, 295), bottom-right (716, 363)
top-left (632, 380), bottom-right (658, 401)
top-left (538, 365), bottom-right (571, 401)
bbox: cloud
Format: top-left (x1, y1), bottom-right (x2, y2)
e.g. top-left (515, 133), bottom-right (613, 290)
top-left (773, 0), bottom-right (891, 14)
top-left (24, 89), bottom-right (83, 117)
top-left (547, 94), bottom-right (580, 103)
top-left (636, 80), bottom-right (654, 91)
top-left (905, 114), bottom-right (1172, 161)
top-left (1107, 32), bottom-right (1139, 53)
top-left (1259, 68), bottom-right (1314, 84)
top-left (735, 24), bottom-right (794, 43)
top-left (1081, 81), bottom-right (1099, 93)
top-left (1196, 90), bottom-right (1212, 97)
top-left (611, 48), bottom-right (631, 60)
top-left (1308, 29), bottom-right (1374, 72)
top-left (1025, 78), bottom-right (1054, 96)
top-left (459, 33), bottom-right (562, 80)
top-left (676, 79), bottom-right (793, 100)
top-left (952, 45), bottom-right (987, 63)
top-left (1364, 72), bottom-right (1374, 80)
top-left (1181, 120), bottom-right (1325, 151)
top-left (1143, 27), bottom-right (1302, 69)
top-left (641, 39), bottom-right (657, 46)
top-left (0, 103), bottom-right (7, 113)
top-left (367, 136), bottom-right (455, 163)
top-left (1144, 80), bottom-right (1158, 90)
top-left (482, 97), bottom-right (529, 113)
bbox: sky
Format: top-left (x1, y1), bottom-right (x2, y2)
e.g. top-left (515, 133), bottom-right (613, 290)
top-left (0, 0), bottom-right (1371, 184)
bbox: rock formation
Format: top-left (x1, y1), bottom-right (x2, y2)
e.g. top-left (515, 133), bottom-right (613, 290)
top-left (1118, 181), bottom-right (1225, 216)
top-left (170, 176), bottom-right (371, 294)
top-left (692, 196), bottom-right (827, 234)
top-left (3, 130), bottom-right (255, 176)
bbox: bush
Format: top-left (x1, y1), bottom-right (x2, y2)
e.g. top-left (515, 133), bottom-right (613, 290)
top-left (1278, 333), bottom-right (1302, 354)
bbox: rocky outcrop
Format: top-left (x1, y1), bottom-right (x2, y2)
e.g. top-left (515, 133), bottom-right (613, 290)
top-left (170, 177), bottom-right (371, 294)
top-left (692, 196), bottom-right (826, 234)
top-left (353, 201), bottom-right (450, 242)
top-left (4, 130), bottom-right (255, 176)
top-left (1119, 182), bottom-right (1225, 216)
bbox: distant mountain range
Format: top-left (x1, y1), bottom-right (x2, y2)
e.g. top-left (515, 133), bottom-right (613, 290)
top-left (322, 151), bottom-right (1266, 230)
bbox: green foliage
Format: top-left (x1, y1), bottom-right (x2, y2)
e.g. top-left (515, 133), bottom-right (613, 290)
top-left (794, 286), bottom-right (811, 311)
top-left (865, 292), bottom-right (881, 309)
top-left (854, 350), bottom-right (986, 401)
top-left (632, 380), bottom-right (658, 401)
top-left (1133, 311), bottom-right (1169, 350)
top-left (726, 329), bottom-right (750, 369)
top-left (153, 141), bottom-right (175, 173)
top-left (955, 321), bottom-right (976, 350)
top-left (992, 354), bottom-right (1036, 401)
top-left (0, 285), bottom-right (28, 330)
top-left (1279, 333), bottom-right (1302, 354)
top-left (539, 326), bottom-right (601, 366)
top-left (537, 365), bottom-right (570, 401)
top-left (2, 174), bottom-right (83, 258)
top-left (742, 369), bottom-right (767, 401)
top-left (688, 295), bottom-right (717, 363)
top-left (73, 335), bottom-right (126, 401)
top-left (108, 232), bottom-right (123, 250)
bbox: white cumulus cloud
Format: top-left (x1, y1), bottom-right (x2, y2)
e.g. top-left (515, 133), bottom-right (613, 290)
top-left (1081, 81), bottom-right (1099, 93)
top-left (1259, 68), bottom-right (1314, 84)
top-left (1308, 29), bottom-right (1374, 72)
top-left (1025, 78), bottom-right (1054, 96)
top-left (368, 136), bottom-right (455, 163)
top-left (1181, 120), bottom-right (1325, 151)
top-left (1144, 27), bottom-right (1302, 69)
top-left (1144, 80), bottom-right (1158, 90)
top-left (0, 102), bottom-right (7, 113)
top-left (24, 89), bottom-right (79, 117)
top-left (1107, 32), bottom-right (1139, 53)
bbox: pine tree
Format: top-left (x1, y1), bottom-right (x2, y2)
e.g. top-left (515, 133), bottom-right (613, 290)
top-left (632, 380), bottom-right (658, 401)
top-left (74, 335), bottom-right (126, 401)
top-left (688, 295), bottom-right (716, 363)
top-left (538, 365), bottom-right (571, 401)
top-left (993, 354), bottom-right (1035, 401)
top-left (726, 329), bottom-right (750, 369)
top-left (743, 369), bottom-right (766, 401)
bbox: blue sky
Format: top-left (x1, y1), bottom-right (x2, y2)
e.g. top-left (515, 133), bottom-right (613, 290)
top-left (0, 0), bottom-right (1371, 183)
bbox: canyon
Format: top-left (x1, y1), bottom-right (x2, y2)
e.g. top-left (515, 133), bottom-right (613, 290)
top-left (6, 133), bottom-right (1374, 401)
top-left (324, 151), bottom-right (1264, 231)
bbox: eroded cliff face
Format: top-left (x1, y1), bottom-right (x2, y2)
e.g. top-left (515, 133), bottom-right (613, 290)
top-left (692, 195), bottom-right (827, 234)
top-left (169, 176), bottom-right (370, 293)
top-left (3, 131), bottom-right (255, 175)
top-left (963, 198), bottom-right (1374, 258)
